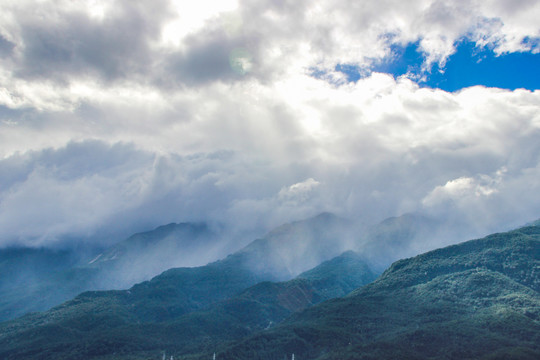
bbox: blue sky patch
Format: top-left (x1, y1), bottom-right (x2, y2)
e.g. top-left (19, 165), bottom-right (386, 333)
top-left (335, 39), bottom-right (540, 92)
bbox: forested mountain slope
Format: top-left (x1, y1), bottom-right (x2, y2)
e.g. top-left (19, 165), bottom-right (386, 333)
top-left (213, 225), bottom-right (540, 360)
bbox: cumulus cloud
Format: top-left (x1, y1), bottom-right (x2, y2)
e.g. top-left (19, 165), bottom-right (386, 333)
top-left (0, 0), bottom-right (539, 250)
top-left (11, 0), bottom-right (171, 81)
top-left (278, 178), bottom-right (321, 203)
top-left (423, 168), bottom-right (505, 207)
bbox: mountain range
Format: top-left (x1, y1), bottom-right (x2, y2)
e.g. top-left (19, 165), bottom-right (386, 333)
top-left (1, 214), bottom-right (538, 359)
top-left (0, 212), bottom-right (448, 322)
top-left (0, 222), bottom-right (221, 322)
top-left (0, 250), bottom-right (376, 359)
top-left (213, 224), bottom-right (540, 359)
top-left (0, 212), bottom-right (387, 322)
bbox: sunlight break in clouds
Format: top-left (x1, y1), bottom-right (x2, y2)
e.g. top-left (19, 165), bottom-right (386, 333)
top-left (160, 0), bottom-right (239, 47)
top-left (0, 0), bottom-right (539, 249)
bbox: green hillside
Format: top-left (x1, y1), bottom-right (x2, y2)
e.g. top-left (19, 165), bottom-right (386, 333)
top-left (3, 219), bottom-right (538, 360)
top-left (0, 222), bottom-right (218, 322)
top-left (0, 247), bottom-right (101, 322)
top-left (0, 213), bottom-right (353, 322)
top-left (212, 225), bottom-right (540, 359)
top-left (0, 251), bottom-right (376, 359)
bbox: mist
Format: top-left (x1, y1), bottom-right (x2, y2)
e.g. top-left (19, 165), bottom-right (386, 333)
top-left (1, 132), bottom-right (539, 254)
top-left (0, 0), bottom-right (539, 322)
top-left (0, 0), bottom-right (539, 253)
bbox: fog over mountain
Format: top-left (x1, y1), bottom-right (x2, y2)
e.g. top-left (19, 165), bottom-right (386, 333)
top-left (1, 2), bottom-right (539, 358)
top-left (1, 220), bottom-right (537, 359)
top-left (0, 211), bottom-right (511, 322)
top-left (0, 0), bottom-right (539, 260)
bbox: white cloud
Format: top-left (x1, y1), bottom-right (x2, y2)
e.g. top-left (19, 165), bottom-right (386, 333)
top-left (0, 0), bottom-right (539, 248)
top-left (161, 0), bottom-right (239, 47)
top-left (278, 178), bottom-right (321, 204)
top-left (422, 168), bottom-right (505, 207)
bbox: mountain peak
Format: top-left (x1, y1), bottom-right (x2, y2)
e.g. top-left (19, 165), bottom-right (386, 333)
top-left (234, 213), bottom-right (354, 279)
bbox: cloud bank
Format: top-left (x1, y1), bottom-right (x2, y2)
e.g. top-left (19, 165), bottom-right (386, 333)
top-left (0, 0), bottom-right (539, 249)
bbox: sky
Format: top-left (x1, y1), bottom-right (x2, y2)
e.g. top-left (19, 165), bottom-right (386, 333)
top-left (0, 0), bottom-right (539, 249)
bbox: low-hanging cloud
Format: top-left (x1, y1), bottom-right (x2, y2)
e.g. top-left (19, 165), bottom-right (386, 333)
top-left (0, 0), bottom-right (539, 251)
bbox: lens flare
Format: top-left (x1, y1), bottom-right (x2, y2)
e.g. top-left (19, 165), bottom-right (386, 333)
top-left (229, 48), bottom-right (253, 75)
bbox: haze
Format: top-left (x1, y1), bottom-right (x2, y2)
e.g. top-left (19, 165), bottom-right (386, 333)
top-left (0, 0), bottom-right (539, 254)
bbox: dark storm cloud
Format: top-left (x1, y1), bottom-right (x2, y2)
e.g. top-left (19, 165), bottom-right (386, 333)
top-left (10, 0), bottom-right (264, 87)
top-left (0, 35), bottom-right (15, 57)
top-left (15, 0), bottom-right (172, 82)
top-left (160, 30), bottom-right (260, 86)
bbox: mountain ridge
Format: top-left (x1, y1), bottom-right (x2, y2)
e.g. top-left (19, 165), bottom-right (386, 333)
top-left (0, 250), bottom-right (377, 359)
top-left (1, 213), bottom-right (352, 322)
top-left (210, 224), bottom-right (540, 359)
